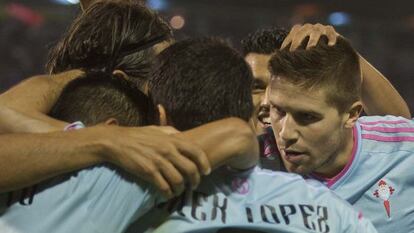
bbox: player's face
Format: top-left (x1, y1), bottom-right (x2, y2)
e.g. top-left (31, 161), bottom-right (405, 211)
top-left (269, 77), bottom-right (350, 176)
top-left (245, 53), bottom-right (272, 134)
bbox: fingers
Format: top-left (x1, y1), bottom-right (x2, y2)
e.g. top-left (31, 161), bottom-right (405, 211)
top-left (142, 163), bottom-right (174, 199)
top-left (281, 23), bottom-right (339, 51)
top-left (116, 126), bottom-right (210, 195)
top-left (289, 24), bottom-right (315, 51)
top-left (137, 156), bottom-right (185, 198)
top-left (174, 138), bottom-right (211, 176)
top-left (280, 24), bottom-right (299, 50)
top-left (325, 25), bottom-right (337, 46)
top-left (306, 31), bottom-right (321, 49)
top-left (163, 146), bottom-right (201, 191)
top-left (157, 157), bottom-right (186, 196)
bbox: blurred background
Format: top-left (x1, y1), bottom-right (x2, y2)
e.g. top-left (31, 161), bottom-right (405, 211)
top-left (0, 0), bottom-right (413, 110)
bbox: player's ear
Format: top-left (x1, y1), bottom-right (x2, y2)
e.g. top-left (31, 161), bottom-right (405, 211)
top-left (104, 118), bottom-right (119, 126)
top-left (157, 104), bottom-right (168, 126)
top-left (344, 101), bottom-right (363, 128)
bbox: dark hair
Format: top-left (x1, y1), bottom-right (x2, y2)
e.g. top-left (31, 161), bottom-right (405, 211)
top-left (241, 27), bottom-right (288, 56)
top-left (269, 37), bottom-right (361, 113)
top-left (149, 37), bottom-right (254, 131)
top-left (49, 71), bottom-right (155, 126)
top-left (46, 1), bottom-right (172, 91)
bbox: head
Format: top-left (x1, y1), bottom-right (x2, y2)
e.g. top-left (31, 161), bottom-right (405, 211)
top-left (46, 1), bottom-right (173, 93)
top-left (49, 71), bottom-right (155, 127)
top-left (150, 37), bottom-right (254, 131)
top-left (268, 37), bottom-right (362, 176)
top-left (241, 28), bottom-right (288, 133)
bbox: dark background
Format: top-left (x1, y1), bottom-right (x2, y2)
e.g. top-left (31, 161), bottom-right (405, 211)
top-left (0, 0), bottom-right (413, 111)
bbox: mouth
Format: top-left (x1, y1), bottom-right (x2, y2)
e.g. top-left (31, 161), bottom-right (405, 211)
top-left (282, 149), bottom-right (307, 163)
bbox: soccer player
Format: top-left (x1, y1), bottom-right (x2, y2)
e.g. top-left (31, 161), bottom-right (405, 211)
top-left (123, 37), bottom-right (377, 233)
top-left (0, 68), bottom-right (258, 233)
top-left (241, 28), bottom-right (288, 134)
top-left (241, 25), bottom-right (411, 135)
top-left (267, 31), bottom-right (414, 232)
top-left (0, 1), bottom-right (194, 195)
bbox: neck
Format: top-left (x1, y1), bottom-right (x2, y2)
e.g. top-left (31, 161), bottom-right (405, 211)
top-left (314, 128), bottom-right (355, 178)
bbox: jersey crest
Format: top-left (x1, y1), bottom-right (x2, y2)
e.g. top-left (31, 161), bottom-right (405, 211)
top-left (373, 179), bottom-right (395, 218)
top-left (231, 178), bottom-right (249, 195)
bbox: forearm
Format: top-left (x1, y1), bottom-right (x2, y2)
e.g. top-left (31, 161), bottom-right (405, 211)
top-left (0, 128), bottom-right (106, 192)
top-left (0, 105), bottom-right (66, 133)
top-left (179, 118), bottom-right (259, 170)
top-left (0, 70), bottom-right (82, 133)
top-left (360, 56), bottom-right (411, 118)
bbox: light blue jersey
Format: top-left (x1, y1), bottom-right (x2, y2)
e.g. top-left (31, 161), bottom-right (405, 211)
top-left (308, 115), bottom-right (414, 232)
top-left (0, 165), bottom-right (163, 233)
top-left (127, 166), bottom-right (377, 233)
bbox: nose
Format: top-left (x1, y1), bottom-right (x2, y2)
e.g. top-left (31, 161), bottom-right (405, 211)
top-left (278, 115), bottom-right (298, 143)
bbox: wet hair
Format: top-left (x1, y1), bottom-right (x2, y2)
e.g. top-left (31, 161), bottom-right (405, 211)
top-left (150, 37), bottom-right (254, 130)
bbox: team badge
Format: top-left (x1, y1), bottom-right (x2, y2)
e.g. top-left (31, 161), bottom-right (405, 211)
top-left (373, 179), bottom-right (395, 218)
top-left (231, 178), bottom-right (249, 195)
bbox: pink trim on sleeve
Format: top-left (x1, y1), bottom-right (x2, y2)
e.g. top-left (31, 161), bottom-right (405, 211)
top-left (361, 125), bottom-right (414, 133)
top-left (359, 119), bottom-right (409, 125)
top-left (361, 134), bottom-right (414, 142)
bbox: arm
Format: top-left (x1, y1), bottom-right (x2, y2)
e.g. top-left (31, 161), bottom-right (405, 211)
top-left (178, 117), bottom-right (259, 170)
top-left (0, 106), bottom-right (62, 133)
top-left (0, 70), bottom-right (83, 133)
top-left (0, 118), bottom-right (257, 197)
top-left (0, 129), bottom-right (104, 193)
top-left (359, 55), bottom-right (411, 118)
top-left (0, 124), bottom-right (210, 198)
top-left (281, 23), bottom-right (411, 118)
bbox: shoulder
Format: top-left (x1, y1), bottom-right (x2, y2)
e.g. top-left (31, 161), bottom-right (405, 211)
top-left (358, 115), bottom-right (413, 127)
top-left (357, 115), bottom-right (414, 152)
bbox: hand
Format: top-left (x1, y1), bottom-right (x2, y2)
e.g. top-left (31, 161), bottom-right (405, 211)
top-left (281, 23), bottom-right (339, 51)
top-left (97, 125), bottom-right (211, 198)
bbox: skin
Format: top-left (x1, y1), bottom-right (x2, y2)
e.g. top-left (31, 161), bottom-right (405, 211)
top-left (281, 24), bottom-right (410, 118)
top-left (269, 77), bottom-right (361, 176)
top-left (245, 53), bottom-right (272, 134)
top-left (0, 70), bottom-right (212, 196)
top-left (0, 110), bottom-right (257, 198)
top-left (245, 24), bottom-right (410, 136)
top-left (0, 0), bottom-right (253, 198)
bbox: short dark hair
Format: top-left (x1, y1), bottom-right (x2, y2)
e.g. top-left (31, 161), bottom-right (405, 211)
top-left (149, 37), bottom-right (254, 131)
top-left (269, 37), bottom-right (361, 113)
top-left (46, 1), bottom-right (172, 91)
top-left (49, 71), bottom-right (155, 126)
top-left (241, 27), bottom-right (288, 56)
